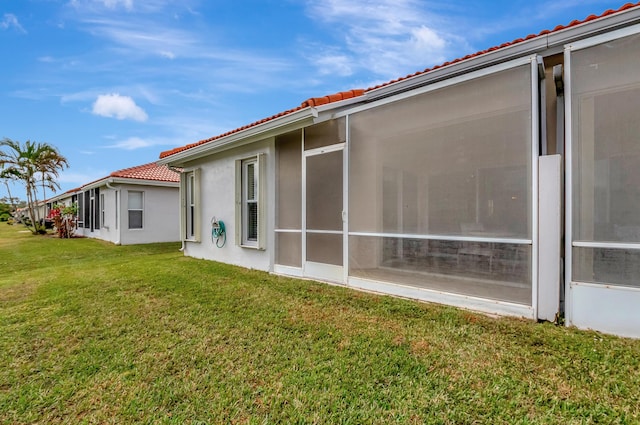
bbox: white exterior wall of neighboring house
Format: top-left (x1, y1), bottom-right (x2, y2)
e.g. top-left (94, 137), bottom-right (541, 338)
top-left (183, 139), bottom-right (274, 272)
top-left (98, 186), bottom-right (119, 244)
top-left (119, 183), bottom-right (180, 245)
top-left (76, 179), bottom-right (179, 245)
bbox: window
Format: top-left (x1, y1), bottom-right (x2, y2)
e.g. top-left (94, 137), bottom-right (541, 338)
top-left (128, 191), bottom-right (143, 229)
top-left (100, 193), bottom-right (105, 228)
top-left (181, 169), bottom-right (201, 241)
top-left (236, 154), bottom-right (265, 248)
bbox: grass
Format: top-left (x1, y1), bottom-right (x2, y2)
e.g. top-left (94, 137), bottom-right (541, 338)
top-left (0, 224), bottom-right (639, 424)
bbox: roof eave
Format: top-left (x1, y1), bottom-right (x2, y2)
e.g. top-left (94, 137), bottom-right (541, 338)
top-left (82, 177), bottom-right (179, 190)
top-left (109, 177), bottom-right (179, 187)
top-left (158, 106), bottom-right (318, 167)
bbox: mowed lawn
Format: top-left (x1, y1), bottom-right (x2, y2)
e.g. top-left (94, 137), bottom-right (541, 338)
top-left (1, 225), bottom-right (639, 424)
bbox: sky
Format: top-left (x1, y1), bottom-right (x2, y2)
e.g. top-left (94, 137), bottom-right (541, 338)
top-left (0, 0), bottom-right (630, 201)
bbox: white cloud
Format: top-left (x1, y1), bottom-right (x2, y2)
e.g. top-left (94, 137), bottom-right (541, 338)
top-left (159, 50), bottom-right (175, 59)
top-left (101, 0), bottom-right (134, 10)
top-left (304, 0), bottom-right (463, 78)
top-left (58, 170), bottom-right (107, 185)
top-left (1, 13), bottom-right (26, 33)
top-left (92, 93), bottom-right (148, 121)
top-left (104, 134), bottom-right (191, 150)
top-left (105, 136), bottom-right (152, 150)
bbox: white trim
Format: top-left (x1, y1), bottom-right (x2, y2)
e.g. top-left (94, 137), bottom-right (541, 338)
top-left (564, 45), bottom-right (574, 325)
top-left (305, 261), bottom-right (344, 284)
top-left (274, 229), bottom-right (302, 233)
top-left (348, 276), bottom-right (535, 319)
top-left (530, 55), bottom-right (540, 321)
top-left (338, 56), bottom-right (534, 117)
top-left (343, 114), bottom-right (350, 285)
top-left (569, 281), bottom-right (640, 338)
top-left (572, 241), bottom-right (640, 250)
top-left (301, 128), bottom-right (307, 272)
top-left (564, 22), bottom-right (640, 52)
top-left (303, 142), bottom-right (346, 157)
top-left (348, 232), bottom-right (531, 245)
top-left (273, 264), bottom-right (303, 277)
top-left (306, 229), bottom-right (342, 235)
top-left (241, 157), bottom-right (259, 248)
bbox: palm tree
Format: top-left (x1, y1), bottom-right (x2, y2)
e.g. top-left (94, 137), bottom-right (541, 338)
top-left (0, 138), bottom-right (69, 234)
top-left (0, 168), bottom-right (19, 217)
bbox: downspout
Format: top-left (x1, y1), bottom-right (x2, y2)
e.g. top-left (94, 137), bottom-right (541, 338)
top-left (105, 179), bottom-right (120, 245)
top-left (553, 64), bottom-right (566, 317)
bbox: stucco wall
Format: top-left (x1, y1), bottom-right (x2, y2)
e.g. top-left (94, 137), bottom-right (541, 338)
top-left (183, 138), bottom-right (275, 272)
top-left (76, 183), bottom-right (179, 245)
top-left (119, 184), bottom-right (180, 245)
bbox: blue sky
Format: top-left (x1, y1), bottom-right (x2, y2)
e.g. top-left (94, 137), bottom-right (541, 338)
top-left (0, 0), bottom-right (629, 200)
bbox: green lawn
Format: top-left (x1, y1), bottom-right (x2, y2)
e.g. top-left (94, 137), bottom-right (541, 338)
top-left (1, 224), bottom-right (639, 424)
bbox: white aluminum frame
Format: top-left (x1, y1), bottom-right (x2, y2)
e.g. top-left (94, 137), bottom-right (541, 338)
top-left (301, 139), bottom-right (347, 284)
top-left (564, 23), bottom-right (640, 325)
top-left (343, 55), bottom-right (541, 313)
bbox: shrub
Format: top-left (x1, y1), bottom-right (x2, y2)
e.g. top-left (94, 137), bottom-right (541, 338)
top-left (0, 213), bottom-right (10, 222)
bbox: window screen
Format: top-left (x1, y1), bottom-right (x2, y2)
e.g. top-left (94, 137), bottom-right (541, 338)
top-left (570, 31), bottom-right (640, 287)
top-left (348, 64), bottom-right (533, 304)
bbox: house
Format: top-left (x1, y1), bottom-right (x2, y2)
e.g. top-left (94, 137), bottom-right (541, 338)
top-left (73, 162), bottom-right (181, 245)
top-left (157, 3), bottom-right (640, 338)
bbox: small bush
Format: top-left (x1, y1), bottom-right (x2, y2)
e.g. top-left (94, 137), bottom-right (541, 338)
top-left (0, 213), bottom-right (10, 222)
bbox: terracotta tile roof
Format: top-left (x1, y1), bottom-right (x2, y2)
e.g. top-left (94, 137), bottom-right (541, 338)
top-left (158, 88), bottom-right (367, 159)
top-left (160, 2), bottom-right (640, 160)
top-left (109, 162), bottom-right (180, 182)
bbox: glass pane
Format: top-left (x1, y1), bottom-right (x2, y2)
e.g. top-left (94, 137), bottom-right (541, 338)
top-left (246, 162), bottom-right (256, 201)
top-left (307, 233), bottom-right (343, 266)
top-left (276, 130), bottom-right (302, 229)
top-left (349, 65), bottom-right (532, 238)
top-left (276, 232), bottom-right (302, 267)
top-left (247, 202), bottom-right (258, 240)
top-left (306, 150), bottom-right (342, 231)
top-left (129, 210), bottom-right (143, 229)
top-left (573, 247), bottom-right (640, 289)
top-left (128, 191), bottom-right (143, 210)
top-left (350, 235), bottom-right (531, 304)
top-left (571, 32), bottom-right (640, 243)
top-left (188, 174), bottom-right (194, 205)
top-left (304, 117), bottom-right (345, 150)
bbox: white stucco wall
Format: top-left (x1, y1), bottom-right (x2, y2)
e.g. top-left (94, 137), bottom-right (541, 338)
top-left (98, 188), bottom-right (119, 244)
top-left (183, 138), bottom-right (275, 272)
top-left (119, 184), bottom-right (180, 245)
top-left (76, 183), bottom-right (179, 245)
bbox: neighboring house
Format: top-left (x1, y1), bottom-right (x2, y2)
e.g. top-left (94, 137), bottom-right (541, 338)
top-left (74, 162), bottom-right (180, 245)
top-left (157, 3), bottom-right (640, 338)
top-left (48, 187), bottom-right (81, 209)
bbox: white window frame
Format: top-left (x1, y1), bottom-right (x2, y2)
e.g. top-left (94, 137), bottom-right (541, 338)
top-left (181, 169), bottom-right (201, 242)
top-left (127, 190), bottom-right (144, 230)
top-left (100, 193), bottom-right (105, 228)
top-left (236, 154), bottom-right (266, 249)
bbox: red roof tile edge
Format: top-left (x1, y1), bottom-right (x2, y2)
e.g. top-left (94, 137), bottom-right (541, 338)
top-left (109, 162), bottom-right (180, 183)
top-left (160, 2), bottom-right (640, 160)
top-left (80, 162), bottom-right (181, 189)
